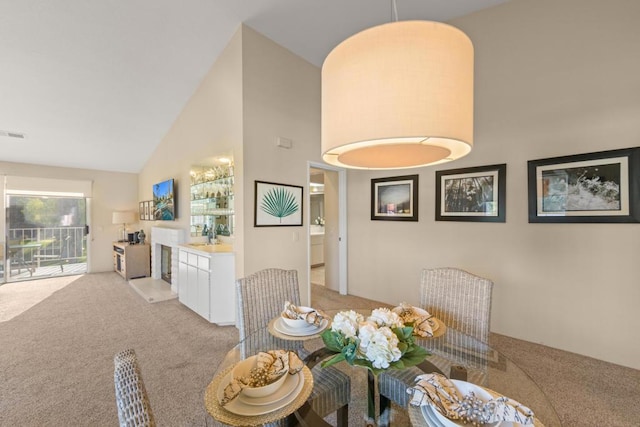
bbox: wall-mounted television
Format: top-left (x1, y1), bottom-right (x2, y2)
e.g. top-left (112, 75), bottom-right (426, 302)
top-left (153, 178), bottom-right (175, 220)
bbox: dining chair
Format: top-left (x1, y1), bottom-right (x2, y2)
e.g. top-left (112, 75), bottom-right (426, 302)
top-left (236, 268), bottom-right (350, 426)
top-left (377, 267), bottom-right (494, 420)
top-left (113, 348), bottom-right (156, 427)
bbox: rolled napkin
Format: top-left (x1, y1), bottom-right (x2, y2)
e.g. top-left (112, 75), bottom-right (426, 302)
top-left (408, 373), bottom-right (535, 425)
top-left (393, 302), bottom-right (433, 337)
top-left (221, 350), bottom-right (304, 406)
top-left (282, 301), bottom-right (326, 326)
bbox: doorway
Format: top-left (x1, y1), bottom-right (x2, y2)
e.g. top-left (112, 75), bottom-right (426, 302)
top-left (307, 162), bottom-right (347, 302)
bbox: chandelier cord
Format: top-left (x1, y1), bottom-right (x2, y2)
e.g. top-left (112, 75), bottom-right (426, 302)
top-left (391, 0), bottom-right (399, 22)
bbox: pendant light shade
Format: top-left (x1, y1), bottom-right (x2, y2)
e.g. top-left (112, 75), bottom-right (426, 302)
top-left (321, 21), bottom-right (474, 169)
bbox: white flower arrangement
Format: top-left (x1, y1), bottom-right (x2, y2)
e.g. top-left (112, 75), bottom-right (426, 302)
top-left (315, 216), bottom-right (325, 226)
top-left (321, 308), bottom-right (428, 374)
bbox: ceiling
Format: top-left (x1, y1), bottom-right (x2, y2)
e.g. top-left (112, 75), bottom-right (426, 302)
top-left (0, 0), bottom-right (510, 173)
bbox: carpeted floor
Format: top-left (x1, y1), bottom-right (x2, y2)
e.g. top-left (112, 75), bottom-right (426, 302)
top-left (1, 273), bottom-right (639, 426)
top-left (0, 273), bottom-right (237, 426)
top-left (0, 275), bottom-right (80, 322)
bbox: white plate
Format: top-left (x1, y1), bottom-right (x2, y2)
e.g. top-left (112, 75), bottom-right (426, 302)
top-left (279, 316), bottom-right (317, 331)
top-left (217, 370), bottom-right (305, 416)
top-left (238, 371), bottom-right (301, 406)
top-left (421, 404), bottom-right (445, 427)
top-left (273, 317), bottom-right (329, 337)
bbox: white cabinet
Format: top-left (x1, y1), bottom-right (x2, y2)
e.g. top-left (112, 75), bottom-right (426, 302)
top-left (177, 246), bottom-right (235, 325)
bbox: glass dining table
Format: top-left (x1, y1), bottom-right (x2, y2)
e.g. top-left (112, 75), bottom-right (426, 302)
top-left (204, 308), bottom-right (561, 427)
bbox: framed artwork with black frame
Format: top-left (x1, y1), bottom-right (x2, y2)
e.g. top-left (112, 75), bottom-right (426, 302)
top-left (371, 175), bottom-right (419, 221)
top-left (139, 202), bottom-right (145, 221)
top-left (436, 164), bottom-right (506, 222)
top-left (527, 147), bottom-right (640, 223)
top-left (254, 180), bottom-right (303, 227)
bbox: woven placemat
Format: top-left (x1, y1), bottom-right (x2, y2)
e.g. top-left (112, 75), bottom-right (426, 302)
top-left (204, 364), bottom-right (314, 426)
top-left (267, 317), bottom-right (329, 341)
top-left (430, 318), bottom-right (447, 338)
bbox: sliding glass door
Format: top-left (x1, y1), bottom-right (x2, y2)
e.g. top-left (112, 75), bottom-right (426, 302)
top-left (5, 194), bottom-right (88, 282)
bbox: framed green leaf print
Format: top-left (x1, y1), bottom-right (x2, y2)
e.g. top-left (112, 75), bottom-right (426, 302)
top-left (254, 180), bottom-right (303, 226)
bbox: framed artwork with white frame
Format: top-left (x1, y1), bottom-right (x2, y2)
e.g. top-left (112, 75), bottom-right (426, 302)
top-left (371, 175), bottom-right (419, 221)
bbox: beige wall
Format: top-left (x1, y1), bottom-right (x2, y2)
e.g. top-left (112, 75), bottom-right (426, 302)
top-left (346, 0), bottom-right (640, 369)
top-left (0, 161), bottom-right (138, 273)
top-left (137, 25), bottom-right (322, 305)
top-left (127, 0), bottom-right (640, 367)
top-left (138, 28), bottom-right (245, 276)
top-left (241, 26), bottom-right (322, 304)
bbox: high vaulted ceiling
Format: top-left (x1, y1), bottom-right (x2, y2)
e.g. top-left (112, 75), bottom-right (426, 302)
top-left (0, 0), bottom-right (510, 173)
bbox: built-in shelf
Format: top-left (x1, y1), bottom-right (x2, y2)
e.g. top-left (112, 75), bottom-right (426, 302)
top-left (190, 164), bottom-right (234, 237)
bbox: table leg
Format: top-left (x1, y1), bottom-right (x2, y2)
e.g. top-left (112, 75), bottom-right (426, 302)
top-left (291, 401), bottom-right (331, 426)
top-left (367, 370), bottom-right (376, 427)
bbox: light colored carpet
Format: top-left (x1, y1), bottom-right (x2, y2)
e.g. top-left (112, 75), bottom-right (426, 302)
top-left (1, 274), bottom-right (639, 426)
top-left (0, 272), bottom-right (237, 426)
top-left (0, 275), bottom-right (80, 322)
top-left (128, 277), bottom-right (178, 303)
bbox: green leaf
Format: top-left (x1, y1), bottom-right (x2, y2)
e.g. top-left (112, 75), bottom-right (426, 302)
top-left (342, 342), bottom-right (358, 364)
top-left (320, 353), bottom-right (346, 369)
top-left (400, 346), bottom-right (429, 368)
top-left (397, 326), bottom-right (414, 341)
top-left (389, 359), bottom-right (406, 370)
top-left (321, 330), bottom-right (344, 352)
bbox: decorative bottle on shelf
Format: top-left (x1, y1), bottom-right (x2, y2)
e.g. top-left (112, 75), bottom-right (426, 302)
top-left (138, 229), bottom-right (146, 245)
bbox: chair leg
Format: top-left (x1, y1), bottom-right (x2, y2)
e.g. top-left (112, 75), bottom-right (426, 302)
top-left (336, 404), bottom-right (348, 427)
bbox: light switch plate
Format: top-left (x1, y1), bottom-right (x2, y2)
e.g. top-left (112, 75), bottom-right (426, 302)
top-left (276, 136), bottom-right (292, 149)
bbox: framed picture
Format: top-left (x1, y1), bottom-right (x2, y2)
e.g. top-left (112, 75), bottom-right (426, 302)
top-left (436, 164), bottom-right (506, 222)
top-left (139, 202), bottom-right (145, 221)
top-left (254, 181), bottom-right (303, 227)
top-left (527, 147), bottom-right (640, 223)
top-left (144, 201), bottom-right (151, 221)
top-left (371, 175), bottom-right (419, 221)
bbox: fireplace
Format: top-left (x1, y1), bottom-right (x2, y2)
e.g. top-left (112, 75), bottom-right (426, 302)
top-left (151, 227), bottom-right (184, 293)
top-left (160, 245), bottom-right (172, 283)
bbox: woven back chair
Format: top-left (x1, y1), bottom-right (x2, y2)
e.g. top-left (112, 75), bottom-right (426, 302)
top-left (236, 268), bottom-right (349, 426)
top-left (114, 349), bottom-right (155, 427)
top-left (378, 267), bottom-right (494, 420)
top-left (420, 267), bottom-right (493, 344)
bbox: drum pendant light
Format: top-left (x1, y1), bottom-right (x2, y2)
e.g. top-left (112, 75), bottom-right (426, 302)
top-left (321, 20), bottom-right (474, 170)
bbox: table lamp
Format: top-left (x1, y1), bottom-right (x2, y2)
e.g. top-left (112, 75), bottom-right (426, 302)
top-left (112, 211), bottom-right (137, 242)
